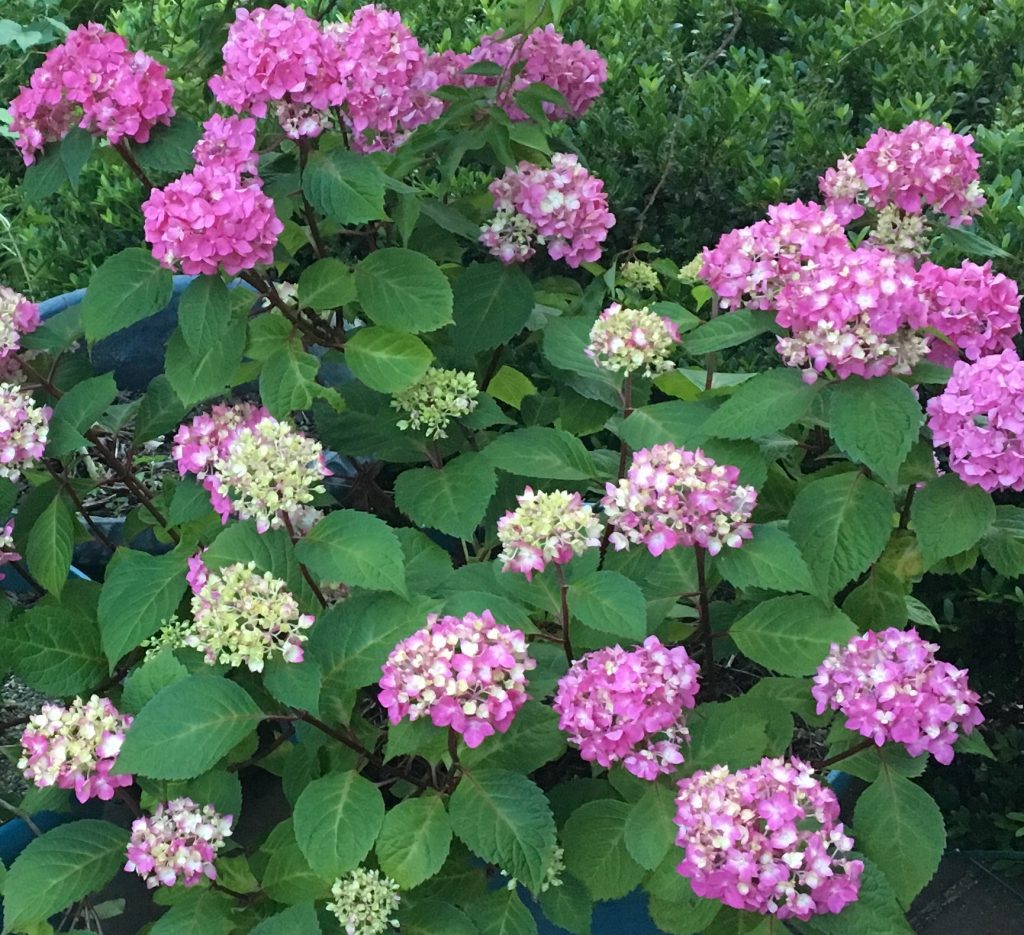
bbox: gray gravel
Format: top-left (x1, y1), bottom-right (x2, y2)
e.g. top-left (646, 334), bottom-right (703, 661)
top-left (1, 675), bottom-right (47, 800)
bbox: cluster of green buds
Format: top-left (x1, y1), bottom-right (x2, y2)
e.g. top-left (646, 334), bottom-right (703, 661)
top-left (391, 367), bottom-right (479, 439)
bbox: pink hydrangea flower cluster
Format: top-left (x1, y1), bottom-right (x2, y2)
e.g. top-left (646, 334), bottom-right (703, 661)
top-left (601, 444), bottom-right (757, 557)
top-left (773, 242), bottom-right (931, 383)
top-left (497, 487), bottom-right (602, 581)
top-left (124, 797), bottom-right (233, 889)
top-left (173, 404), bottom-right (329, 531)
top-left (926, 350), bottom-right (1024, 492)
top-left (18, 695), bottom-right (133, 804)
top-left (918, 260), bottom-right (1021, 365)
top-left (9, 23), bottom-right (175, 165)
top-left (480, 154), bottom-right (615, 268)
top-left (0, 519), bottom-right (19, 580)
top-left (674, 757), bottom-right (863, 920)
top-left (820, 120), bottom-right (985, 226)
top-left (813, 627), bottom-right (984, 764)
top-left (585, 302), bottom-right (681, 376)
top-left (185, 553), bottom-right (314, 671)
top-left (192, 114), bottom-right (259, 174)
top-left (461, 25), bottom-right (607, 122)
top-left (553, 636), bottom-right (700, 780)
top-left (0, 286), bottom-right (40, 360)
top-left (141, 161), bottom-right (283, 276)
top-left (378, 610), bottom-right (534, 748)
top-left (699, 200), bottom-right (848, 311)
top-left (0, 383), bottom-right (51, 481)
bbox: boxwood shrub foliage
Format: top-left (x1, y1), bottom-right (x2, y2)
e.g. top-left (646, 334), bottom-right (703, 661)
top-left (0, 3), bottom-right (1009, 934)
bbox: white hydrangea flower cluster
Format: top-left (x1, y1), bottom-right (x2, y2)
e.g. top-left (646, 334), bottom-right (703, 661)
top-left (0, 382), bottom-right (50, 480)
top-left (187, 558), bottom-right (315, 672)
top-left (391, 367), bottom-right (479, 439)
top-left (326, 868), bottom-right (400, 935)
top-left (868, 204), bottom-right (929, 256)
top-left (585, 302), bottom-right (681, 377)
top-left (619, 260), bottom-right (660, 293)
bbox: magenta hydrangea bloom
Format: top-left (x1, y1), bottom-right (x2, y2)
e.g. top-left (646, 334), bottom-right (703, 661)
top-left (378, 610), bottom-right (534, 748)
top-left (18, 696), bottom-right (133, 804)
top-left (462, 25), bottom-right (606, 122)
top-left (9, 23), bottom-right (174, 165)
top-left (813, 627), bottom-right (984, 764)
top-left (192, 113), bottom-right (259, 174)
top-left (926, 350), bottom-right (1024, 492)
top-left (553, 636), bottom-right (700, 779)
top-left (142, 164), bottom-right (283, 276)
top-left (0, 285), bottom-right (40, 360)
top-left (125, 797), bottom-right (233, 889)
top-left (674, 757), bottom-right (863, 920)
top-left (0, 519), bottom-right (19, 580)
top-left (480, 154), bottom-right (615, 268)
top-left (919, 259), bottom-right (1021, 366)
top-left (0, 383), bottom-right (51, 481)
top-left (820, 120), bottom-right (985, 225)
top-left (601, 444), bottom-right (756, 557)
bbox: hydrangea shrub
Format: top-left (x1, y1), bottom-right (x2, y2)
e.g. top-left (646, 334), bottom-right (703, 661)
top-left (0, 5), bottom-right (1007, 933)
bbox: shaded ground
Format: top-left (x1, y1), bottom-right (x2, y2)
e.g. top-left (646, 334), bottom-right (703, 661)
top-left (911, 854), bottom-right (1024, 935)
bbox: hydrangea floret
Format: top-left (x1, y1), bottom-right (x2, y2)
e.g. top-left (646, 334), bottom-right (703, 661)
top-left (185, 554), bottom-right (314, 671)
top-left (391, 367), bottom-right (479, 439)
top-left (674, 757), bottom-right (863, 920)
top-left (812, 627), bottom-right (984, 764)
top-left (18, 695), bottom-right (133, 804)
top-left (480, 154), bottom-right (615, 268)
top-left (602, 444), bottom-right (757, 556)
top-left (0, 383), bottom-right (51, 480)
top-left (0, 519), bottom-right (19, 580)
top-left (326, 868), bottom-right (401, 935)
top-left (497, 487), bottom-right (602, 581)
top-left (378, 610), bottom-right (534, 748)
top-left (0, 286), bottom-right (40, 360)
top-left (926, 350), bottom-right (1024, 492)
top-left (124, 797), bottom-right (233, 889)
top-left (585, 302), bottom-right (681, 377)
top-left (553, 636), bottom-right (700, 779)
top-left (192, 113), bottom-right (259, 174)
top-left (618, 260), bottom-right (661, 293)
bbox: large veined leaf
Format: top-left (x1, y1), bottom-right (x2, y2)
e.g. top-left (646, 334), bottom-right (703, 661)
top-left (394, 453), bottom-right (497, 541)
top-left (116, 675), bottom-right (263, 780)
top-left (344, 326), bottom-right (433, 393)
top-left (484, 427), bottom-right (597, 480)
top-left (3, 603), bottom-right (106, 695)
top-left (684, 309), bottom-right (775, 355)
top-left (623, 783), bottom-right (677, 871)
top-left (716, 525), bottom-right (815, 594)
top-left (702, 368), bottom-right (818, 439)
top-left (178, 274), bottom-right (232, 353)
top-left (375, 796), bottom-right (453, 888)
top-left (450, 263), bottom-right (535, 354)
top-left (566, 570), bottom-right (646, 641)
top-left (47, 372), bottom-right (118, 455)
top-left (302, 149), bottom-right (387, 225)
top-left (355, 247), bottom-right (454, 333)
top-left (251, 903), bottom-right (322, 935)
top-left (561, 799), bottom-right (646, 901)
top-left (80, 247), bottom-right (172, 342)
top-left (298, 258), bottom-right (356, 310)
top-left (911, 473), bottom-right (995, 568)
top-left (449, 768), bottom-right (557, 893)
top-left (24, 494), bottom-right (75, 595)
top-left (295, 510), bottom-right (406, 595)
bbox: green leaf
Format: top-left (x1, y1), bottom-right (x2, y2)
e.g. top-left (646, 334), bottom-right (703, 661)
top-left (702, 369), bottom-right (818, 439)
top-left (355, 248), bottom-right (454, 333)
top-left (449, 769), bottom-right (556, 893)
top-left (345, 326), bottom-right (432, 393)
top-left (484, 427), bottom-right (596, 480)
top-left (842, 568), bottom-right (909, 631)
top-left (80, 248), bottom-right (173, 343)
top-left (567, 571), bottom-right (646, 641)
top-left (805, 858), bottom-right (914, 935)
top-left (911, 473), bottom-right (995, 568)
top-left (116, 675), bottom-right (263, 780)
top-left (168, 476), bottom-right (215, 527)
top-left (685, 700), bottom-right (770, 773)
top-left (135, 375), bottom-right (187, 443)
top-left (562, 799), bottom-right (645, 901)
top-left (136, 116), bottom-right (202, 174)
top-left (303, 149), bottom-right (387, 225)
top-left (716, 525), bottom-right (815, 594)
top-left (260, 343), bottom-right (320, 417)
top-left (618, 401), bottom-right (712, 451)
top-left (468, 890), bottom-right (538, 935)
top-left (166, 319), bottom-right (246, 407)
top-left (142, 770), bottom-right (242, 819)
top-left (624, 783), bottom-right (676, 871)
top-left (400, 901), bottom-right (479, 935)
top-left (488, 366), bottom-right (538, 409)
top-left (730, 595), bottom-right (858, 676)
top-left (121, 648), bottom-right (190, 713)
top-left (854, 773), bottom-right (945, 909)
top-left (541, 317), bottom-right (621, 406)
top-left (21, 146), bottom-right (68, 201)
top-left (295, 510), bottom-right (406, 595)
top-left (981, 505), bottom-right (1024, 576)
top-left (537, 875), bottom-right (592, 935)
top-left (298, 258), bottom-right (356, 311)
top-left (787, 472), bottom-right (894, 599)
top-left (178, 275), bottom-right (232, 353)
top-left (149, 891), bottom-right (237, 935)
top-left (47, 373), bottom-right (117, 455)
top-left (98, 548), bottom-right (188, 666)
top-left (375, 796), bottom-right (453, 889)
top-left (251, 903), bottom-right (321, 935)
top-left (2, 821), bottom-right (129, 934)
top-left (263, 654), bottom-right (321, 714)
top-left (60, 128), bottom-right (92, 191)
top-left (684, 309), bottom-right (775, 355)
top-left (461, 702), bottom-right (566, 774)
top-left (940, 223), bottom-right (1012, 259)
top-left (260, 820), bottom-right (332, 905)
top-left (25, 495), bottom-right (75, 595)
top-left (829, 376), bottom-right (923, 485)
top-left (450, 263), bottom-right (535, 354)
top-left (4, 604), bottom-right (105, 695)
top-left (293, 770), bottom-right (385, 878)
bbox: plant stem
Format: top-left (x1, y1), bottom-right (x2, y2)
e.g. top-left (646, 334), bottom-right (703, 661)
top-left (281, 513), bottom-right (328, 607)
top-left (297, 140), bottom-right (327, 259)
top-left (111, 141), bottom-right (155, 190)
top-left (555, 564), bottom-right (573, 663)
top-left (812, 737), bottom-right (875, 770)
top-left (898, 483), bottom-right (916, 529)
top-left (447, 727), bottom-right (460, 766)
top-left (0, 796), bottom-right (41, 835)
top-left (12, 560), bottom-right (45, 596)
top-left (45, 463), bottom-right (116, 552)
top-left (695, 546), bottom-right (715, 697)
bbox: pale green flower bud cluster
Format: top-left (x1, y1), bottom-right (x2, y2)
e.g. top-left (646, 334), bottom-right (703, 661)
top-left (585, 302), bottom-right (681, 377)
top-left (187, 561), bottom-right (314, 672)
top-left (391, 367), bottom-right (479, 439)
top-left (677, 254), bottom-right (704, 284)
top-left (619, 260), bottom-right (660, 293)
top-left (326, 868), bottom-right (400, 935)
top-left (141, 618), bottom-right (189, 660)
top-left (211, 416), bottom-right (329, 533)
top-left (868, 204), bottom-right (929, 257)
top-left (502, 845), bottom-right (565, 893)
